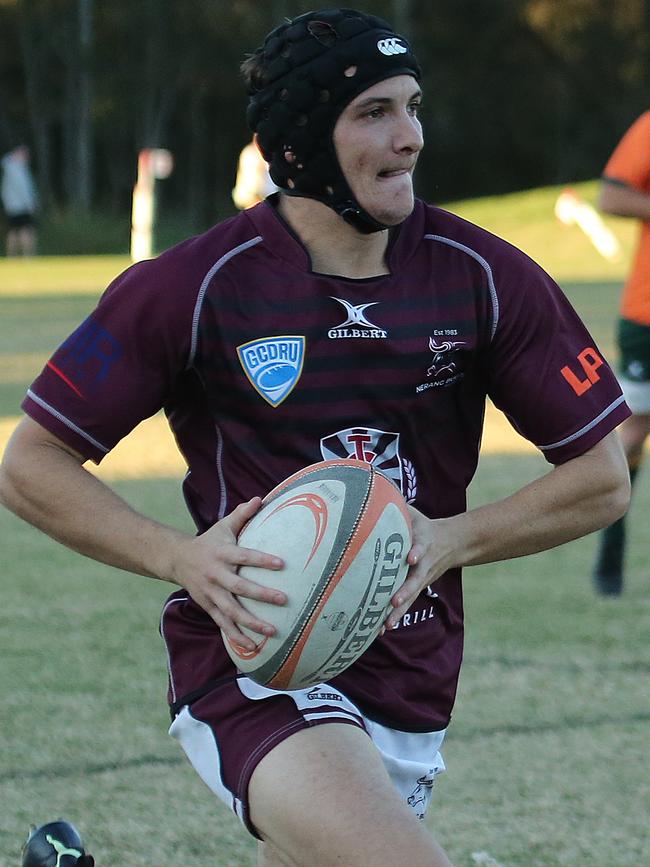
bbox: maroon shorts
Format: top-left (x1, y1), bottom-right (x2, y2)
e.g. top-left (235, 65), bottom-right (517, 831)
top-left (162, 593), bottom-right (446, 839)
top-left (169, 678), bottom-right (368, 836)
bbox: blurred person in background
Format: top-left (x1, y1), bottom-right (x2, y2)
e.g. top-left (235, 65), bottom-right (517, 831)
top-left (592, 111), bottom-right (650, 596)
top-left (1, 144), bottom-right (39, 257)
top-left (232, 135), bottom-right (278, 209)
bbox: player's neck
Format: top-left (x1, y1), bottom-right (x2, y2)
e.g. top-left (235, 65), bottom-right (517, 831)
top-left (278, 194), bottom-right (390, 279)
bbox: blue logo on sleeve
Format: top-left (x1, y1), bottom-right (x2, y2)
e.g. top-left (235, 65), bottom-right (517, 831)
top-left (236, 336), bottom-right (305, 406)
top-left (47, 318), bottom-right (123, 397)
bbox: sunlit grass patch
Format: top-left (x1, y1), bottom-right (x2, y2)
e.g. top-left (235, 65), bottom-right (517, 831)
top-left (0, 255), bottom-right (129, 297)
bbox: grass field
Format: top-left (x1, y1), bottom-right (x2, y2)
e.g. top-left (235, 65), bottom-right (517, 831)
top-left (1, 186), bottom-right (649, 866)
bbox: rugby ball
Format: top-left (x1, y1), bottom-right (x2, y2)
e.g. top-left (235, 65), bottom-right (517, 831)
top-left (224, 459), bottom-right (412, 690)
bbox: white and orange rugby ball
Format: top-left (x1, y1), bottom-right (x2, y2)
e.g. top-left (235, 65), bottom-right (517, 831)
top-left (224, 459), bottom-right (412, 691)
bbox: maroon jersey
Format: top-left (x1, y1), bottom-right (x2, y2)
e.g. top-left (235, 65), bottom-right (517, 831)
top-left (24, 198), bottom-right (629, 731)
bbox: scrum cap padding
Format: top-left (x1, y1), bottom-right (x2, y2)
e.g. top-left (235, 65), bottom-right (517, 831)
top-left (246, 8), bottom-right (421, 204)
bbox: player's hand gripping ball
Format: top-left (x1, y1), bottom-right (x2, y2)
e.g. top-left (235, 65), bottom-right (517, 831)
top-left (224, 459), bottom-right (412, 690)
top-left (22, 821), bottom-right (95, 867)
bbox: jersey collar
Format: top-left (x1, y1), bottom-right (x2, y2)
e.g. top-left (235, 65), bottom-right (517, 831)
top-left (244, 194), bottom-right (426, 276)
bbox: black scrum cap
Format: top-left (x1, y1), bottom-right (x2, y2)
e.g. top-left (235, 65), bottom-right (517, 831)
top-left (245, 8), bottom-right (421, 233)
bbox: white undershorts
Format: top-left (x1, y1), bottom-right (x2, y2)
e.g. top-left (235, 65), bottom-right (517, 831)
top-left (618, 374), bottom-right (650, 414)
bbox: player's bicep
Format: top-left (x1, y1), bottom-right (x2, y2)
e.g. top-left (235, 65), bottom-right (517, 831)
top-left (4, 415), bottom-right (86, 466)
top-left (0, 416), bottom-right (88, 520)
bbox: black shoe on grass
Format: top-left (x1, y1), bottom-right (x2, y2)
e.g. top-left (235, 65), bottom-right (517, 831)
top-left (22, 821), bottom-right (95, 867)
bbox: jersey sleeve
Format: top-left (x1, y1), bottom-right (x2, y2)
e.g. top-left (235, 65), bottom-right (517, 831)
top-left (603, 111), bottom-right (650, 191)
top-left (485, 249), bottom-right (630, 465)
top-left (22, 256), bottom-right (196, 463)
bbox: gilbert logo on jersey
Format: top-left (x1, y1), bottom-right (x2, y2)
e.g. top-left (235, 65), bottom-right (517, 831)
top-left (237, 336), bottom-right (305, 406)
top-left (328, 297), bottom-right (388, 339)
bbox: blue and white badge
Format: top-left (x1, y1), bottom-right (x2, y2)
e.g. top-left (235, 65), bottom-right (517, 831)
top-left (237, 335), bottom-right (305, 407)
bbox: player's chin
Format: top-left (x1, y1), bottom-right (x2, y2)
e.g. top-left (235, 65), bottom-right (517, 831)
top-left (367, 191), bottom-right (415, 227)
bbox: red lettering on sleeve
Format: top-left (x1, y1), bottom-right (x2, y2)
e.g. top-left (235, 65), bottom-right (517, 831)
top-left (561, 347), bottom-right (604, 396)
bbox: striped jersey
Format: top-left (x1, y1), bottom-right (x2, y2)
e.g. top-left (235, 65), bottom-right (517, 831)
top-left (23, 197), bottom-right (629, 731)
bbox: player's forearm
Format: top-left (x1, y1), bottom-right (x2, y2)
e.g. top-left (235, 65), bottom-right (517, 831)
top-left (598, 179), bottom-right (650, 222)
top-left (447, 433), bottom-right (630, 568)
top-left (0, 428), bottom-right (188, 583)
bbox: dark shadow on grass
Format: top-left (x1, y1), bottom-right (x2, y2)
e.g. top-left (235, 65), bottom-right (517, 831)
top-left (0, 753), bottom-right (183, 782)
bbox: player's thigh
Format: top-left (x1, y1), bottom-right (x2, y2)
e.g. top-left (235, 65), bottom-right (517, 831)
top-left (249, 722), bottom-right (453, 867)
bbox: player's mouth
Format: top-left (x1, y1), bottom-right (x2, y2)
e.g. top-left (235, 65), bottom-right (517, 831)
top-left (377, 166), bottom-right (414, 180)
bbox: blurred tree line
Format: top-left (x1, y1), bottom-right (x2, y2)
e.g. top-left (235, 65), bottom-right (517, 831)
top-left (1, 0), bottom-right (649, 235)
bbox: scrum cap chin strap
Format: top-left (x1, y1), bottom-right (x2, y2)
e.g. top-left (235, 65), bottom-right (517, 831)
top-left (246, 8), bottom-right (421, 234)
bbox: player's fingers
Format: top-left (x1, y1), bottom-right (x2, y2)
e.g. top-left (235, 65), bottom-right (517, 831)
top-left (229, 542), bottom-right (285, 573)
top-left (218, 613), bottom-right (268, 651)
top-left (407, 542), bottom-right (423, 566)
top-left (221, 496), bottom-right (264, 535)
top-left (205, 590), bottom-right (278, 644)
top-left (228, 570), bottom-right (287, 606)
top-left (213, 543), bottom-right (287, 604)
top-left (385, 567), bottom-right (425, 628)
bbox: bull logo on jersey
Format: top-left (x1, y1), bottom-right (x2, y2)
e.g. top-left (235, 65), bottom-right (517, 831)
top-left (237, 336), bottom-right (305, 406)
top-left (416, 335), bottom-right (466, 393)
top-left (320, 427), bottom-right (417, 503)
top-left (427, 337), bottom-right (465, 379)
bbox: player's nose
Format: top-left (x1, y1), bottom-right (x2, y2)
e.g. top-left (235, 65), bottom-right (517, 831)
top-left (394, 112), bottom-right (423, 155)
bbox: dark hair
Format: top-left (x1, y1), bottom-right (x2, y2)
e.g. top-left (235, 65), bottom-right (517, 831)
top-left (240, 51), bottom-right (268, 93)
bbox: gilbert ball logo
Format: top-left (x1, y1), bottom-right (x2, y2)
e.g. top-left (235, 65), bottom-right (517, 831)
top-left (237, 335), bottom-right (305, 406)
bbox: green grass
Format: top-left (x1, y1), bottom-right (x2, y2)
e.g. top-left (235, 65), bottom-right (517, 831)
top-left (446, 179), bottom-right (637, 284)
top-left (1, 185), bottom-right (649, 866)
top-left (0, 255), bottom-right (130, 296)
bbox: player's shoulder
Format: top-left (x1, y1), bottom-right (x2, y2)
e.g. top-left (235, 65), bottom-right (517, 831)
top-left (605, 110), bottom-right (650, 171)
top-left (417, 200), bottom-right (540, 274)
top-left (625, 109), bottom-right (650, 136)
top-left (102, 209), bottom-right (261, 304)
top-left (142, 210), bottom-right (261, 283)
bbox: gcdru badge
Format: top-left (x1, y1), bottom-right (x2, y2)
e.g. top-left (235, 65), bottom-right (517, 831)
top-left (237, 335), bottom-right (305, 406)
